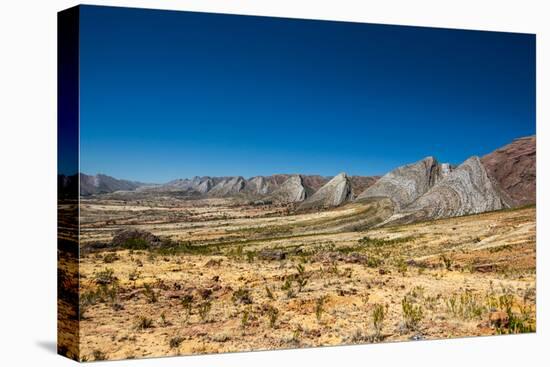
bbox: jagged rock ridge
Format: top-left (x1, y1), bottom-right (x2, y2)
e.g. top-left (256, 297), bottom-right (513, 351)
top-left (355, 157), bottom-right (450, 210)
top-left (269, 175), bottom-right (309, 203)
top-left (300, 173), bottom-right (353, 209)
top-left (80, 173), bottom-right (148, 196)
top-left (395, 156), bottom-right (506, 222)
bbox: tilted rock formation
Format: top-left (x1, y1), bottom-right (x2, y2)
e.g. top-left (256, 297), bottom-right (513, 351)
top-left (208, 176), bottom-right (246, 197)
top-left (480, 135), bottom-right (536, 206)
top-left (355, 157), bottom-right (446, 210)
top-left (300, 173), bottom-right (353, 209)
top-left (397, 156), bottom-right (506, 221)
top-left (246, 176), bottom-right (269, 195)
top-left (80, 173), bottom-right (147, 196)
top-left (269, 175), bottom-right (308, 203)
top-left (196, 178), bottom-right (214, 194)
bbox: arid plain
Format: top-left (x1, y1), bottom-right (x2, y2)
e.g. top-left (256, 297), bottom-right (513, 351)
top-left (73, 196), bottom-right (535, 361)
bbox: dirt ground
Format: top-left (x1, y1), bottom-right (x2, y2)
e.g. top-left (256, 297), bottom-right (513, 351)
top-left (66, 198), bottom-right (535, 361)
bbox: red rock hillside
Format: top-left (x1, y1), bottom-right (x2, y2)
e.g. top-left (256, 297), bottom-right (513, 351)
top-left (481, 135), bottom-right (536, 207)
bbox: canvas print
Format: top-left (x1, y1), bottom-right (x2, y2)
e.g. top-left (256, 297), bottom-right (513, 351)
top-left (58, 5), bottom-right (536, 362)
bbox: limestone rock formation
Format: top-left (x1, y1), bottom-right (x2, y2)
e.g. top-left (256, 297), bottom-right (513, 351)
top-left (208, 176), bottom-right (246, 197)
top-left (80, 173), bottom-right (147, 196)
top-left (300, 173), bottom-right (353, 209)
top-left (269, 175), bottom-right (308, 203)
top-left (355, 157), bottom-right (445, 210)
top-left (480, 135), bottom-right (536, 206)
top-left (398, 156), bottom-right (506, 221)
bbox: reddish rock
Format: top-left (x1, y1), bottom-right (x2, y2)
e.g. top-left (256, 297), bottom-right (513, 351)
top-left (481, 136), bottom-right (536, 207)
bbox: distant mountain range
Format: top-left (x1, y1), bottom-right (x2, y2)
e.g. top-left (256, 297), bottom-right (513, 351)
top-left (59, 135), bottom-right (535, 222)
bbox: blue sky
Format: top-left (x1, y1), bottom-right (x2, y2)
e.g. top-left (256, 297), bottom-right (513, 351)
top-left (79, 5), bottom-right (535, 183)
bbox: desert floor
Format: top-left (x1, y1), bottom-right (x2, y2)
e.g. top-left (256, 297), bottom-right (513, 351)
top-left (71, 198), bottom-right (535, 361)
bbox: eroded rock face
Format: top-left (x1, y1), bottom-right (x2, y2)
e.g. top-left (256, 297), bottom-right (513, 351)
top-left (208, 176), bottom-right (246, 197)
top-left (355, 157), bottom-right (445, 210)
top-left (246, 176), bottom-right (269, 195)
top-left (269, 175), bottom-right (307, 202)
top-left (401, 156), bottom-right (506, 220)
top-left (196, 178), bottom-right (214, 194)
top-left (300, 173), bottom-right (353, 209)
top-left (480, 135), bottom-right (536, 206)
top-left (80, 173), bottom-right (146, 196)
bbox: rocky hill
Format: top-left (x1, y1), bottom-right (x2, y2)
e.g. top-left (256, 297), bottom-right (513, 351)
top-left (74, 135), bottom-right (535, 222)
top-left (349, 176), bottom-right (380, 196)
top-left (269, 175), bottom-right (309, 203)
top-left (299, 173), bottom-right (353, 209)
top-left (480, 135), bottom-right (536, 206)
top-left (355, 157), bottom-right (451, 210)
top-left (79, 173), bottom-right (148, 196)
top-left (391, 156), bottom-right (505, 223)
top-left (208, 176), bottom-right (246, 197)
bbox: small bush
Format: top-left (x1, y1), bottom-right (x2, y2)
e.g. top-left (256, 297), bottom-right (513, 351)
top-left (372, 304), bottom-right (385, 339)
top-left (232, 288), bottom-right (252, 305)
top-left (446, 291), bottom-right (485, 320)
top-left (169, 336), bottom-right (184, 349)
top-left (198, 301), bottom-right (212, 322)
top-left (402, 297), bottom-right (423, 331)
top-left (136, 315), bottom-right (154, 330)
top-left (180, 294), bottom-right (194, 321)
top-left (315, 296), bottom-right (327, 323)
top-left (143, 283), bottom-right (158, 303)
top-left (94, 268), bottom-right (116, 285)
top-left (266, 305), bottom-right (279, 328)
top-left (103, 253), bottom-right (119, 263)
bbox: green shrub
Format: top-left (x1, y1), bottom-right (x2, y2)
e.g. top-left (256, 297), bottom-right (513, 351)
top-left (372, 304), bottom-right (385, 339)
top-left (122, 238), bottom-right (149, 250)
top-left (94, 268), bottom-right (116, 285)
top-left (402, 297), bottom-right (423, 331)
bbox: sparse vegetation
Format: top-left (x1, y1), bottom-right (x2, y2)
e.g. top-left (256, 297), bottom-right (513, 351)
top-left (143, 283), bottom-right (158, 303)
top-left (266, 305), bottom-right (279, 328)
top-left (315, 296), bottom-right (327, 323)
top-left (169, 336), bottom-right (184, 349)
top-left (372, 304), bottom-right (385, 340)
top-left (232, 288), bottom-right (252, 305)
top-left (73, 194), bottom-right (535, 360)
top-left (136, 315), bottom-right (154, 330)
top-left (402, 296), bottom-right (423, 331)
top-left (198, 301), bottom-right (212, 322)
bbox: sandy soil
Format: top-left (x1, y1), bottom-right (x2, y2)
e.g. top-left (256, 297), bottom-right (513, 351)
top-left (65, 199), bottom-right (535, 361)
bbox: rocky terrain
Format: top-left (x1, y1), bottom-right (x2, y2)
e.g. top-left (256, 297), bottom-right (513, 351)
top-left (481, 136), bottom-right (536, 206)
top-left (355, 157), bottom-right (450, 209)
top-left (71, 196), bottom-right (535, 361)
top-left (300, 173), bottom-right (354, 209)
top-left (63, 135), bottom-right (537, 361)
top-left (391, 157), bottom-right (505, 224)
top-left (73, 135), bottom-right (536, 226)
top-left (79, 173), bottom-right (149, 196)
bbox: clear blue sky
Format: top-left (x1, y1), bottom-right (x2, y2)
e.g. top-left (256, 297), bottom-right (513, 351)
top-left (79, 5), bottom-right (535, 183)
